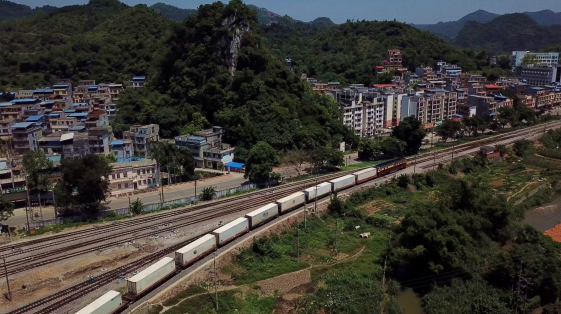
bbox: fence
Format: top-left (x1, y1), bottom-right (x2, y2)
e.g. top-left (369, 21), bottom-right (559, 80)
top-left (25, 183), bottom-right (260, 230)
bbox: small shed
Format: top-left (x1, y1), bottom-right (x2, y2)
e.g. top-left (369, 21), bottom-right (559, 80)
top-left (480, 146), bottom-right (501, 161)
top-left (225, 162), bottom-right (245, 173)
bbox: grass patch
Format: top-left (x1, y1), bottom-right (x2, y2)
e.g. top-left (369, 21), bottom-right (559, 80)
top-left (216, 188), bottom-right (259, 199)
top-left (164, 290), bottom-right (277, 314)
top-left (163, 285), bottom-right (208, 307)
top-left (340, 160), bottom-right (384, 171)
top-left (145, 304), bottom-right (164, 314)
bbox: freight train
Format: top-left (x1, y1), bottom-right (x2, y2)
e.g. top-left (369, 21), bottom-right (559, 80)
top-left (75, 158), bottom-right (406, 314)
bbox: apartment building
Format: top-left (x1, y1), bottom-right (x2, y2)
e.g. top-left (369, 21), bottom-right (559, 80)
top-left (519, 66), bottom-right (561, 86)
top-left (334, 88), bottom-right (387, 137)
top-left (123, 124), bottom-right (159, 157)
top-left (88, 127), bottom-right (111, 155)
top-left (108, 159), bottom-right (159, 196)
top-left (85, 110), bottom-right (109, 129)
top-left (175, 126), bottom-right (234, 169)
top-left (511, 51), bottom-right (559, 68)
top-left (401, 89), bottom-right (457, 124)
top-left (110, 140), bottom-right (134, 160)
top-left (11, 122), bottom-right (42, 155)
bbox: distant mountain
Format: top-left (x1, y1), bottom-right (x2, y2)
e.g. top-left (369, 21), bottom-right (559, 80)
top-left (414, 9), bottom-right (561, 39)
top-left (149, 2), bottom-right (196, 21)
top-left (523, 10), bottom-right (561, 26)
top-left (414, 10), bottom-right (499, 39)
top-left (454, 13), bottom-right (561, 52)
top-left (0, 0), bottom-right (58, 23)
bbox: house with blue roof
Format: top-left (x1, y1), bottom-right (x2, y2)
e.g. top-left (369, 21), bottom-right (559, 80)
top-left (175, 126), bottom-right (234, 169)
top-left (11, 122), bottom-right (43, 155)
top-left (110, 140), bottom-right (133, 160)
top-left (132, 76), bottom-right (146, 88)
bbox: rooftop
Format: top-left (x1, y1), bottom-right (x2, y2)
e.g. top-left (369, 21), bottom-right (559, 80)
top-left (25, 116), bottom-right (43, 122)
top-left (11, 122), bottom-right (35, 129)
top-left (111, 158), bottom-right (156, 169)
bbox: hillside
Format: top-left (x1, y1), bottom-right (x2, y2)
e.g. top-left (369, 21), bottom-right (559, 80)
top-left (294, 21), bottom-right (479, 86)
top-left (149, 2), bottom-right (196, 21)
top-left (454, 13), bottom-right (561, 52)
top-left (414, 9), bottom-right (499, 39)
top-left (0, 0), bottom-right (171, 88)
top-left (0, 0), bottom-right (58, 23)
top-left (415, 9), bottom-right (561, 39)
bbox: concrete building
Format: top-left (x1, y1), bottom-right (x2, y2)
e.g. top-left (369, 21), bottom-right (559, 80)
top-left (88, 127), bottom-right (111, 155)
top-left (123, 124), bottom-right (159, 157)
top-left (519, 66), bottom-right (561, 86)
top-left (401, 89), bottom-right (457, 124)
top-left (110, 140), bottom-right (134, 160)
top-left (108, 159), bottom-right (159, 196)
top-left (11, 122), bottom-right (42, 155)
top-left (132, 76), bottom-right (146, 88)
top-left (175, 126), bottom-right (234, 169)
top-left (511, 51), bottom-right (559, 68)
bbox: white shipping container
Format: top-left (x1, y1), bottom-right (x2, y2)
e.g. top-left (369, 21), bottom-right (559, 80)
top-left (304, 182), bottom-right (332, 200)
top-left (75, 290), bottom-right (122, 314)
top-left (276, 192), bottom-right (306, 213)
top-left (245, 203), bottom-right (279, 228)
top-left (212, 217), bottom-right (249, 246)
top-left (330, 175), bottom-right (356, 191)
top-left (175, 234), bottom-right (217, 267)
top-left (127, 257), bottom-right (175, 295)
top-left (353, 168), bottom-right (377, 183)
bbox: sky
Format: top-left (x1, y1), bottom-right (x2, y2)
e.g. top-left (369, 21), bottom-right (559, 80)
top-left (12, 0), bottom-right (561, 24)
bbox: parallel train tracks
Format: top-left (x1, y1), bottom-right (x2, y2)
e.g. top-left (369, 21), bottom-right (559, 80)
top-left (5, 121), bottom-right (561, 313)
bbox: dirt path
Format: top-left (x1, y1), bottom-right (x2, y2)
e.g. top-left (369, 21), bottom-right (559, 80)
top-left (507, 182), bottom-right (536, 202)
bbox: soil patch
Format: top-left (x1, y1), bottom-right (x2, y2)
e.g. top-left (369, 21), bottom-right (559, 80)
top-left (490, 179), bottom-right (505, 187)
top-left (544, 223), bottom-right (561, 242)
top-left (360, 199), bottom-right (398, 215)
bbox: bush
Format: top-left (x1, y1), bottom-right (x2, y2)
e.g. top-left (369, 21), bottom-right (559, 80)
top-left (105, 211), bottom-right (117, 218)
top-left (397, 174), bottom-right (410, 188)
top-left (130, 198), bottom-right (144, 215)
top-left (513, 139), bottom-right (535, 157)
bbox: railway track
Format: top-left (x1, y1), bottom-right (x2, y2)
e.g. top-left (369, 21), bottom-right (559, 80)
top-left (6, 121), bottom-right (561, 314)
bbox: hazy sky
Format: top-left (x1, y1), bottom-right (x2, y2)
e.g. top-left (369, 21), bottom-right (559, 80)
top-left (12, 0), bottom-right (561, 24)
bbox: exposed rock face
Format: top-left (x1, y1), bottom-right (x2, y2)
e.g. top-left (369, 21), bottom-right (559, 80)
top-left (222, 10), bottom-right (251, 76)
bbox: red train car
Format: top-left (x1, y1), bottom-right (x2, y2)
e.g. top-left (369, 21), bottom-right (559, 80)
top-left (376, 158), bottom-right (407, 176)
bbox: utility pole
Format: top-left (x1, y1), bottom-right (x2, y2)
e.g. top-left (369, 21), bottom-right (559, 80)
top-left (515, 260), bottom-right (523, 314)
top-left (413, 154), bottom-right (417, 175)
top-left (451, 143), bottom-right (455, 162)
top-left (128, 196), bottom-right (131, 214)
top-left (314, 179), bottom-right (318, 214)
top-left (334, 219), bottom-right (338, 256)
top-left (194, 180), bottom-right (197, 204)
top-left (3, 257), bottom-right (10, 301)
top-left (432, 150), bottom-right (436, 170)
top-left (380, 256), bottom-right (387, 314)
top-left (297, 223), bottom-right (300, 264)
top-left (213, 252), bottom-right (218, 311)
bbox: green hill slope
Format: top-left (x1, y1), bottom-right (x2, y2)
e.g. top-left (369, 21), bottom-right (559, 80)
top-left (0, 0), bottom-right (58, 23)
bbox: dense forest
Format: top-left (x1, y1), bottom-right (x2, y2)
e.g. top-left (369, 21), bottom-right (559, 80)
top-left (0, 0), bottom-right (58, 23)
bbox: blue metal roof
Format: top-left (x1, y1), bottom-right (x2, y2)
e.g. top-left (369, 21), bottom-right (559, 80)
top-left (11, 99), bottom-right (38, 104)
top-left (42, 100), bottom-right (55, 105)
top-left (69, 125), bottom-right (86, 131)
top-left (72, 103), bottom-right (88, 107)
top-left (225, 162), bottom-right (245, 170)
top-left (68, 113), bottom-right (89, 117)
top-left (52, 84), bottom-right (69, 88)
top-left (110, 140), bottom-right (124, 146)
top-left (117, 157), bottom-right (145, 163)
top-left (11, 122), bottom-right (35, 129)
top-left (25, 116), bottom-right (43, 122)
top-left (47, 155), bottom-right (61, 162)
top-left (49, 113), bottom-right (61, 117)
top-left (64, 109), bottom-right (76, 113)
top-left (87, 85), bottom-right (98, 90)
top-left (33, 89), bottom-right (54, 93)
top-left (132, 76), bottom-right (146, 81)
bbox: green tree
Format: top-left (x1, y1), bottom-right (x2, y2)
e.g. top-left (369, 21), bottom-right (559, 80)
top-left (435, 119), bottom-right (462, 142)
top-left (22, 150), bottom-right (54, 211)
top-left (58, 155), bottom-right (112, 214)
top-left (311, 146), bottom-right (344, 169)
top-left (0, 197), bottom-right (14, 221)
top-left (181, 112), bottom-right (211, 135)
top-left (358, 138), bottom-right (381, 160)
top-left (281, 149), bottom-right (309, 176)
top-left (521, 53), bottom-right (541, 66)
top-left (512, 139), bottom-right (535, 157)
top-left (130, 198), bottom-right (144, 215)
top-left (380, 137), bottom-right (406, 157)
top-left (199, 186), bottom-right (217, 201)
top-left (392, 116), bottom-right (426, 155)
top-left (245, 141), bottom-right (278, 182)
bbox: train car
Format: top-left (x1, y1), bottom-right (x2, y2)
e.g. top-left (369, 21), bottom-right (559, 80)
top-left (175, 234), bottom-right (217, 267)
top-left (304, 182), bottom-right (332, 201)
top-left (276, 192), bottom-right (306, 214)
top-left (329, 175), bottom-right (356, 192)
top-left (76, 290), bottom-right (122, 314)
top-left (212, 217), bottom-right (249, 246)
top-left (127, 257), bottom-right (176, 296)
top-left (376, 158), bottom-right (407, 176)
top-left (353, 168), bottom-right (378, 184)
top-left (245, 203), bottom-right (279, 228)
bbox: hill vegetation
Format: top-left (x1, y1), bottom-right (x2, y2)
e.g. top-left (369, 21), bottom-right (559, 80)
top-left (454, 13), bottom-right (561, 52)
top-left (149, 2), bottom-right (196, 21)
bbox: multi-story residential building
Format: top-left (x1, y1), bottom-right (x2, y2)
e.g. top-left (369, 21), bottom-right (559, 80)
top-left (49, 117), bottom-right (78, 133)
top-left (519, 66), bottom-right (561, 86)
top-left (511, 51), bottom-right (559, 68)
top-left (88, 127), bottom-right (111, 155)
top-left (387, 49), bottom-right (402, 67)
top-left (110, 140), bottom-right (134, 160)
top-left (132, 76), bottom-right (146, 88)
top-left (0, 119), bottom-right (15, 139)
top-left (175, 126), bottom-right (234, 169)
top-left (108, 159), bottom-right (159, 196)
top-left (0, 157), bottom-right (27, 203)
top-left (99, 103), bottom-right (117, 119)
top-left (15, 90), bottom-right (33, 99)
top-left (401, 89), bottom-right (457, 124)
top-left (85, 110), bottom-right (108, 129)
top-left (11, 122), bottom-right (42, 155)
top-left (436, 61), bottom-right (462, 76)
top-left (334, 87), bottom-right (388, 137)
top-left (32, 89), bottom-right (54, 101)
top-left (107, 84), bottom-right (124, 101)
top-left (123, 124), bottom-right (159, 157)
